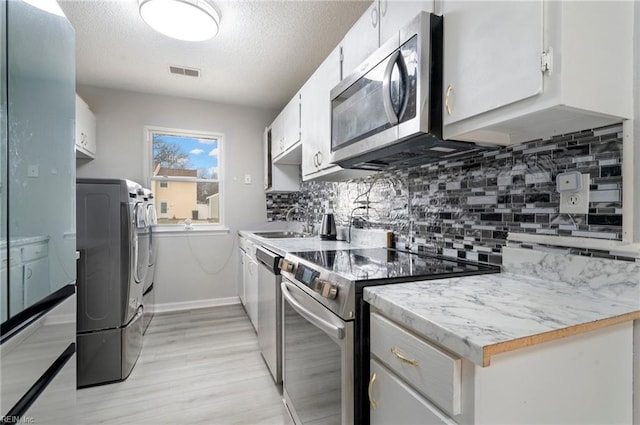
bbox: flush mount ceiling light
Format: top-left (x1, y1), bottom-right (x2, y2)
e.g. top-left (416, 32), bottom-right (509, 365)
top-left (139, 0), bottom-right (220, 42)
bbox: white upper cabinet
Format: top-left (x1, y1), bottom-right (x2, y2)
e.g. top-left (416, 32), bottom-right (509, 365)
top-left (272, 93), bottom-right (301, 164)
top-left (342, 1), bottom-right (434, 78)
top-left (301, 46), bottom-right (340, 179)
top-left (265, 126), bottom-right (300, 193)
top-left (379, 0), bottom-right (434, 45)
top-left (442, 0), bottom-right (633, 145)
top-left (75, 94), bottom-right (96, 159)
top-left (341, 2), bottom-right (380, 79)
top-left (301, 46), bottom-right (373, 182)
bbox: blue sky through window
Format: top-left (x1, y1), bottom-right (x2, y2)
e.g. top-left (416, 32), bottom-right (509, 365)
top-left (153, 133), bottom-right (219, 180)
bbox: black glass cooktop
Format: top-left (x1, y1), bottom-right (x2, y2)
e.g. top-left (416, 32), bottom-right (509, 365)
top-left (290, 248), bottom-right (499, 283)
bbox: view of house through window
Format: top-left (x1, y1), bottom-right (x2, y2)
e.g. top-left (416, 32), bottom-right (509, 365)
top-left (150, 129), bottom-right (221, 224)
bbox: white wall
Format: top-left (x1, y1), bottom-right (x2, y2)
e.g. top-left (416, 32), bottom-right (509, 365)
top-left (76, 85), bottom-right (276, 306)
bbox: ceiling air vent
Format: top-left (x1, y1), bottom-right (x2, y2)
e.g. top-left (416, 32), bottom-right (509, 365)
top-left (169, 65), bottom-right (200, 78)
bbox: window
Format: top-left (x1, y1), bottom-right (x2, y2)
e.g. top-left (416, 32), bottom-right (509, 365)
top-left (148, 127), bottom-right (222, 225)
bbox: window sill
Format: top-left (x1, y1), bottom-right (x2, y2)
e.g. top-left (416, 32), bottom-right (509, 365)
top-left (153, 225), bottom-right (230, 237)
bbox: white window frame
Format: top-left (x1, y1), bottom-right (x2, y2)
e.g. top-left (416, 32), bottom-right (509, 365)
top-left (144, 125), bottom-right (227, 233)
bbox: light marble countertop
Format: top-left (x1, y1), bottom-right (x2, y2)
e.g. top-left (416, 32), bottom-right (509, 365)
top-left (364, 247), bottom-right (640, 367)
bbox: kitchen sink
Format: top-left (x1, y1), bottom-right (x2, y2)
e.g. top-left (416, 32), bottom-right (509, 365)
top-left (253, 231), bottom-right (314, 239)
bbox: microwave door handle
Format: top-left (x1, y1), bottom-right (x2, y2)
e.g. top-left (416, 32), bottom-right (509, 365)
top-left (281, 280), bottom-right (345, 342)
top-left (382, 50), bottom-right (401, 125)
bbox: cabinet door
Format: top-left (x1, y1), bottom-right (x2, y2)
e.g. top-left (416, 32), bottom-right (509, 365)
top-left (0, 262), bottom-right (25, 322)
top-left (301, 46), bottom-right (341, 178)
top-left (270, 111), bottom-right (284, 158)
top-left (369, 359), bottom-right (456, 425)
top-left (341, 1), bottom-right (380, 78)
top-left (283, 93), bottom-right (301, 150)
top-left (442, 0), bottom-right (543, 125)
top-left (75, 94), bottom-right (96, 159)
top-left (237, 249), bottom-right (246, 305)
top-left (245, 257), bottom-right (258, 330)
top-left (23, 256), bottom-right (49, 309)
top-left (379, 0), bottom-right (433, 45)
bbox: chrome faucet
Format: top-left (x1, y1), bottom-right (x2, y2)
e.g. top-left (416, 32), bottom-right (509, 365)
top-left (284, 205), bottom-right (314, 234)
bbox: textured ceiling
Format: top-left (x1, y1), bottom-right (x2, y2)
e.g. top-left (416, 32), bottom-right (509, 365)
top-left (58, 0), bottom-right (372, 110)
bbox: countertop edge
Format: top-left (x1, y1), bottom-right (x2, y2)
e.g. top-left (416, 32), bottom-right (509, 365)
top-left (481, 311), bottom-right (640, 367)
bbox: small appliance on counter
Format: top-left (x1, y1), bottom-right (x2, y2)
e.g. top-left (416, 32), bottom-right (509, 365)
top-left (319, 213), bottom-right (337, 240)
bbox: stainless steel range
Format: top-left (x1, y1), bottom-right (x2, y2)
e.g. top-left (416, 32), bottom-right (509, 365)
top-left (279, 248), bottom-right (500, 425)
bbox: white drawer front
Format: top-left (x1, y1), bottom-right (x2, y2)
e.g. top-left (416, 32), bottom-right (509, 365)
top-left (370, 312), bottom-right (462, 416)
top-left (369, 359), bottom-right (456, 425)
top-left (21, 242), bottom-right (48, 262)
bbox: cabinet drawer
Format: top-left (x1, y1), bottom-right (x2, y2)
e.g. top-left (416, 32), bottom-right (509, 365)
top-left (21, 242), bottom-right (48, 262)
top-left (369, 359), bottom-right (455, 425)
top-left (370, 313), bottom-right (461, 416)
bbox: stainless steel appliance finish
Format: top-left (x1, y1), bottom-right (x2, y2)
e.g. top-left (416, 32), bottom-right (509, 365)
top-left (142, 189), bottom-right (158, 334)
top-left (280, 248), bottom-right (500, 425)
top-left (76, 178), bottom-right (146, 387)
top-left (319, 213), bottom-right (337, 240)
top-left (256, 245), bottom-right (283, 384)
top-left (282, 278), bottom-right (354, 425)
top-left (331, 12), bottom-right (495, 171)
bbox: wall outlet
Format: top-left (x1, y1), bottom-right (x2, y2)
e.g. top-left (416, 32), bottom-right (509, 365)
top-left (559, 174), bottom-right (590, 214)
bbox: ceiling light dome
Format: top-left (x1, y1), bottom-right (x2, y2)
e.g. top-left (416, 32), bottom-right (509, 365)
top-left (139, 0), bottom-right (220, 42)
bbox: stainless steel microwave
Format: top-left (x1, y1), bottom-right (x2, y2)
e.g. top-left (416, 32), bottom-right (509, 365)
top-left (330, 12), bottom-right (494, 170)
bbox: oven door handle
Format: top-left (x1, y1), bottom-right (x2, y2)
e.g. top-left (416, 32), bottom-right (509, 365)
top-left (281, 281), bottom-right (345, 341)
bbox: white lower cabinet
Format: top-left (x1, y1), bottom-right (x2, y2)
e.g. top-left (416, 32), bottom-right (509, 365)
top-left (237, 247), bottom-right (246, 306)
top-left (369, 359), bottom-right (455, 425)
top-left (244, 253), bottom-right (258, 331)
top-left (369, 310), bottom-right (633, 424)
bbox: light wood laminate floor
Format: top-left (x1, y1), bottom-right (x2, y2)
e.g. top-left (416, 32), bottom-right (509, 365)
top-left (77, 305), bottom-right (294, 425)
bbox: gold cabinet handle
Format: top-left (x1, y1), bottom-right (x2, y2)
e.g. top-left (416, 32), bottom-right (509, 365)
top-left (368, 372), bottom-right (378, 410)
top-left (391, 347), bottom-right (419, 366)
top-left (445, 84), bottom-right (453, 116)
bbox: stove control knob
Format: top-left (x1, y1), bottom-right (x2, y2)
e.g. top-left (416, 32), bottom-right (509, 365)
top-left (279, 259), bottom-right (296, 273)
top-left (320, 281), bottom-right (339, 300)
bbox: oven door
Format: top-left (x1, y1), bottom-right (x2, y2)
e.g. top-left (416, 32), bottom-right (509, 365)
top-left (281, 278), bottom-right (354, 425)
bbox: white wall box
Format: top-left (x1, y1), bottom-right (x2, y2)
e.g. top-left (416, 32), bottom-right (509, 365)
top-left (341, 0), bottom-right (434, 78)
top-left (301, 46), bottom-right (374, 182)
top-left (369, 309), bottom-right (633, 424)
top-left (442, 0), bottom-right (633, 145)
top-left (75, 94), bottom-right (97, 159)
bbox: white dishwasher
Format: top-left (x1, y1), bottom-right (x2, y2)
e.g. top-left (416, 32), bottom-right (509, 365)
top-left (255, 245), bottom-right (283, 385)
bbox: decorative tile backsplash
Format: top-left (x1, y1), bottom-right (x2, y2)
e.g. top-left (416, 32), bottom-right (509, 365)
top-left (266, 124), bottom-right (626, 265)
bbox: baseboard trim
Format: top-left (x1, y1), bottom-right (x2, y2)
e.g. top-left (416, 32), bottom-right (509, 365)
top-left (152, 297), bottom-right (240, 314)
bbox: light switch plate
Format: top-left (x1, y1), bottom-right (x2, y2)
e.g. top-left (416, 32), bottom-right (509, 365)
top-left (244, 174), bottom-right (252, 185)
top-left (559, 174), bottom-right (590, 214)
